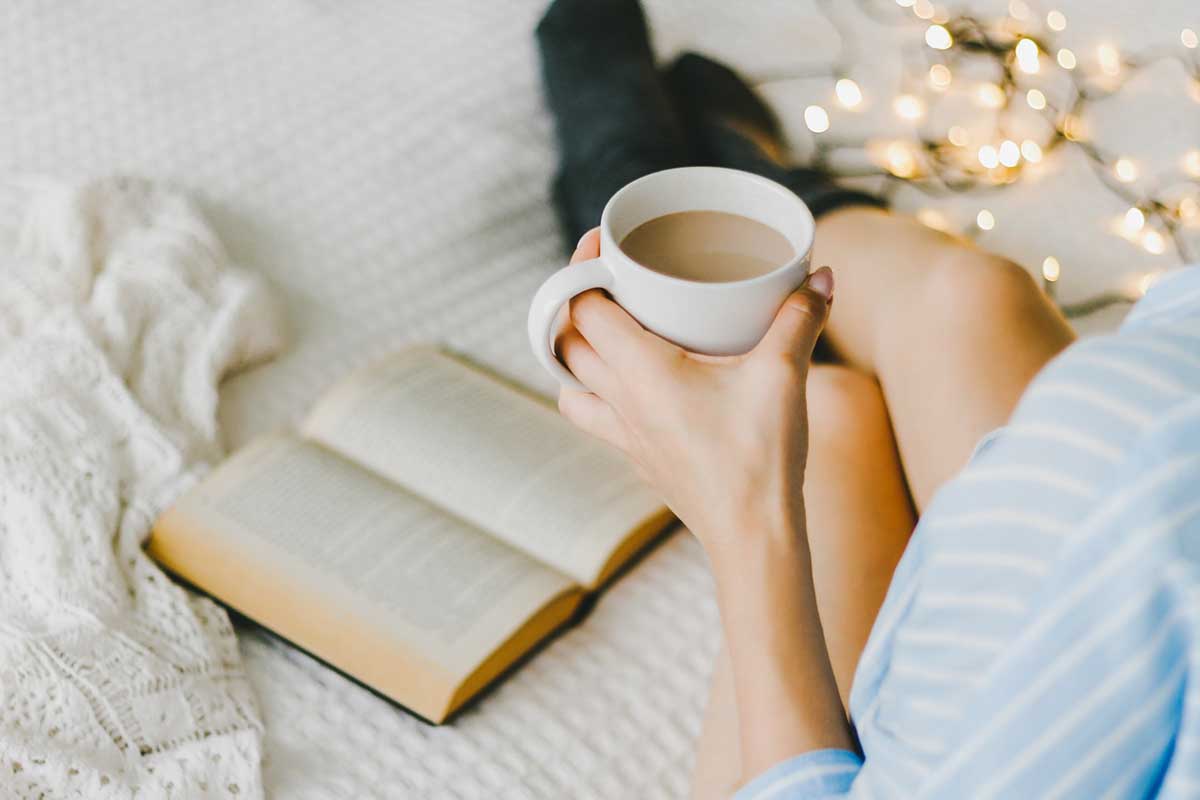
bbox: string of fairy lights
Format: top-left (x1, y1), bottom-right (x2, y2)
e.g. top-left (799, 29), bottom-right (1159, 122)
top-left (762, 0), bottom-right (1199, 316)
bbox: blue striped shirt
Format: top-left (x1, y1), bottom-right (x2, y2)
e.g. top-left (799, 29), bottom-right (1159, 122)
top-left (736, 265), bottom-right (1200, 799)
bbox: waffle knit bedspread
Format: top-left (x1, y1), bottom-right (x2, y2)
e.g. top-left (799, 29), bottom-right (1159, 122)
top-left (0, 2), bottom-right (770, 797)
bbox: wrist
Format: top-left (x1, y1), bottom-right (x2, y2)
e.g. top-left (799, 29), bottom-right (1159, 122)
top-left (704, 502), bottom-right (811, 586)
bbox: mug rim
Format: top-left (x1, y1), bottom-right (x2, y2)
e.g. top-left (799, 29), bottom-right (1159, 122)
top-left (598, 166), bottom-right (814, 290)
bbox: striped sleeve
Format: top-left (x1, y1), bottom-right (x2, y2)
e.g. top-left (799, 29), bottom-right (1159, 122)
top-left (732, 267), bottom-right (1200, 800)
top-left (916, 406), bottom-right (1200, 799)
top-left (733, 749), bottom-right (862, 800)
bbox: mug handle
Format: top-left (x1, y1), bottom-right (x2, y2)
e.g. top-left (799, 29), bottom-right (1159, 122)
top-left (527, 257), bottom-right (615, 392)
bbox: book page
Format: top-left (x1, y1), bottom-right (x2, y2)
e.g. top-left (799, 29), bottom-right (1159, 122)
top-left (151, 435), bottom-right (579, 721)
top-left (301, 347), bottom-right (671, 588)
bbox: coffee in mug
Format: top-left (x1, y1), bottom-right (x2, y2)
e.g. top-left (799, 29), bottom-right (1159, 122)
top-left (619, 210), bottom-right (795, 283)
top-left (527, 167), bottom-right (814, 391)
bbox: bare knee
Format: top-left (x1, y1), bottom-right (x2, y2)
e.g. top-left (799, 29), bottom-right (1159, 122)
top-left (921, 252), bottom-right (1047, 336)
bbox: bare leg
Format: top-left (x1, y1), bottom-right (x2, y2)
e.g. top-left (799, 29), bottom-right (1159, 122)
top-left (812, 208), bottom-right (1076, 509)
top-left (694, 212), bottom-right (1073, 797)
top-left (803, 367), bottom-right (916, 699)
top-left (691, 365), bottom-right (916, 798)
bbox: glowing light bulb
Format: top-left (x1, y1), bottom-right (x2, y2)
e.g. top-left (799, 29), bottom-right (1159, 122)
top-left (928, 64), bottom-right (953, 90)
top-left (1183, 28), bottom-right (1199, 49)
top-left (948, 126), bottom-right (969, 146)
top-left (1057, 48), bottom-right (1076, 69)
top-left (894, 94), bottom-right (925, 121)
top-left (978, 145), bottom-right (999, 169)
top-left (1008, 0), bottom-right (1030, 20)
top-left (998, 139), bottom-right (1021, 167)
top-left (976, 209), bottom-right (996, 230)
top-left (1020, 139), bottom-right (1043, 162)
top-left (885, 142), bottom-right (917, 177)
top-left (1123, 207), bottom-right (1145, 234)
top-left (1041, 256), bottom-right (1061, 282)
top-left (917, 208), bottom-right (951, 232)
top-left (1015, 38), bottom-right (1040, 74)
top-left (1098, 44), bottom-right (1121, 77)
top-left (1114, 158), bottom-right (1137, 183)
top-left (1142, 230), bottom-right (1165, 255)
top-left (1184, 150), bottom-right (1200, 178)
top-left (1046, 10), bottom-right (1067, 31)
top-left (925, 24), bottom-right (953, 50)
top-left (976, 83), bottom-right (1007, 108)
top-left (835, 78), bottom-right (863, 109)
top-left (804, 105), bottom-right (830, 133)
top-left (913, 0), bottom-right (935, 20)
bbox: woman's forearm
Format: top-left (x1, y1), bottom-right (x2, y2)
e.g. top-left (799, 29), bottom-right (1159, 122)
top-left (711, 511), bottom-right (856, 781)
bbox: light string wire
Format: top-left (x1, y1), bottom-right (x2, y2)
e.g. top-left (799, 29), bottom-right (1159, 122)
top-left (757, 0), bottom-right (1200, 317)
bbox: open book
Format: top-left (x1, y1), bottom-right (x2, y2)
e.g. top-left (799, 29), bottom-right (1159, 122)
top-left (149, 347), bottom-right (673, 723)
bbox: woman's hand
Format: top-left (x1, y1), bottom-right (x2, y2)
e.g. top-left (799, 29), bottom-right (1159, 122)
top-left (556, 229), bottom-right (853, 771)
top-left (555, 228), bottom-right (834, 557)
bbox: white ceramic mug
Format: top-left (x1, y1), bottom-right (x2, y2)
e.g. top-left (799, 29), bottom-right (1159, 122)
top-left (527, 166), bottom-right (815, 390)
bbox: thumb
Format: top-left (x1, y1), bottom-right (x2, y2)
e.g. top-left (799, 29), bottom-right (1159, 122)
top-left (754, 266), bottom-right (834, 365)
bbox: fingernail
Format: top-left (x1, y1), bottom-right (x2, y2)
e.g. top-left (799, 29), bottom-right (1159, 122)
top-left (807, 266), bottom-right (834, 301)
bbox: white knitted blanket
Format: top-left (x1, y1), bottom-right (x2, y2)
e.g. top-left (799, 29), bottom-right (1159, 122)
top-left (0, 178), bottom-right (281, 798)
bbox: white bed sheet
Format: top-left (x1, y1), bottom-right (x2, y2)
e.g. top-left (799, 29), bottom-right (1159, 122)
top-left (1, 1), bottom-right (1191, 797)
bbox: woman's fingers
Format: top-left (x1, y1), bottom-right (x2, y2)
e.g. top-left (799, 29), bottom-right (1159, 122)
top-left (558, 388), bottom-right (629, 453)
top-left (567, 226), bottom-right (668, 368)
top-left (566, 224), bottom-right (679, 379)
top-left (557, 328), bottom-right (617, 398)
top-left (554, 229), bottom-right (603, 346)
top-left (570, 228), bottom-right (601, 263)
top-left (570, 290), bottom-right (663, 369)
top-left (754, 267), bottom-right (834, 367)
